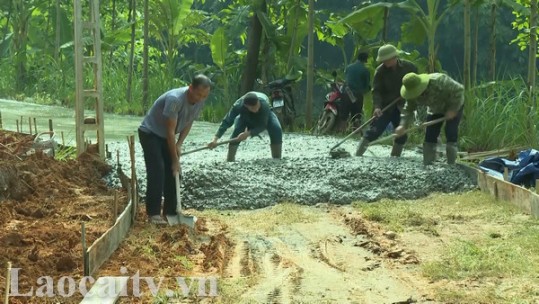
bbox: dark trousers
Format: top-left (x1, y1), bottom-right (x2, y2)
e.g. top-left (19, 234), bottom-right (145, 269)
top-left (424, 107), bottom-right (464, 143)
top-left (138, 129), bottom-right (178, 216)
top-left (364, 106), bottom-right (407, 145)
top-left (342, 91), bottom-right (364, 124)
top-left (230, 112), bottom-right (283, 146)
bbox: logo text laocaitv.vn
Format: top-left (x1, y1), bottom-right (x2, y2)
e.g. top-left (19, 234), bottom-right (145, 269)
top-left (8, 267), bottom-right (218, 298)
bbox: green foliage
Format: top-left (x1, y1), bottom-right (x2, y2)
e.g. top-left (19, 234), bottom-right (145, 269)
top-left (459, 78), bottom-right (538, 151)
top-left (511, 0), bottom-right (538, 54)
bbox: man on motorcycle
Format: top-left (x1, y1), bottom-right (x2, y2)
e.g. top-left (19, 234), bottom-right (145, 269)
top-left (207, 91), bottom-right (283, 161)
top-left (342, 51), bottom-right (371, 130)
top-left (355, 44), bottom-right (418, 157)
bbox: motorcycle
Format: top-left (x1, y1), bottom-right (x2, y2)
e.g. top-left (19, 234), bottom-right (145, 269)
top-left (258, 72), bottom-right (302, 131)
top-left (315, 71), bottom-right (348, 135)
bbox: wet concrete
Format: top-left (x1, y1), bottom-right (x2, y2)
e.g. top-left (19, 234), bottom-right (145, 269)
top-left (104, 125), bottom-right (476, 210)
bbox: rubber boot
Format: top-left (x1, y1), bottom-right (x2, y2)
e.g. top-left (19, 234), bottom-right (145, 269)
top-left (446, 142), bottom-right (458, 165)
top-left (423, 142), bottom-right (438, 166)
top-left (270, 144), bottom-right (282, 159)
top-left (227, 144), bottom-right (238, 162)
top-left (355, 138), bottom-right (370, 156)
top-left (390, 143), bottom-right (404, 157)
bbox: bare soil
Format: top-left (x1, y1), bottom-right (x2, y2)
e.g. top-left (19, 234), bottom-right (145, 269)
top-left (0, 130), bottom-right (126, 303)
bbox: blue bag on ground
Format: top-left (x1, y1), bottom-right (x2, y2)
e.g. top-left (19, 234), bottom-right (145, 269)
top-left (479, 149), bottom-right (539, 188)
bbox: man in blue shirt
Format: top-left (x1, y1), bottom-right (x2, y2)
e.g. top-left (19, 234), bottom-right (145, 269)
top-left (342, 51), bottom-right (371, 128)
top-left (208, 91), bottom-right (283, 161)
top-left (138, 74), bottom-right (211, 224)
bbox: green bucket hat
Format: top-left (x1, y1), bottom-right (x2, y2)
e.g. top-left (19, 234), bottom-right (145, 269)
top-left (400, 72), bottom-right (430, 100)
top-left (376, 44), bottom-right (398, 62)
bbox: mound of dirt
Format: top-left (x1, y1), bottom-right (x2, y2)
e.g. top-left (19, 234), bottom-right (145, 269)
top-left (0, 130), bottom-right (126, 302)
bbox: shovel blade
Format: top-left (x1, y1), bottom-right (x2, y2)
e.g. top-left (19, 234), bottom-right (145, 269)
top-left (166, 214), bottom-right (197, 229)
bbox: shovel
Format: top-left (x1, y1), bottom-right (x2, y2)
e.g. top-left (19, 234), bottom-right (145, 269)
top-left (166, 173), bottom-right (197, 228)
top-left (181, 137), bottom-right (240, 156)
top-left (329, 96), bottom-right (401, 152)
top-left (368, 116), bottom-right (447, 146)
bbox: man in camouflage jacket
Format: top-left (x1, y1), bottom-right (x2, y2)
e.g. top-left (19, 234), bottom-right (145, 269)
top-left (396, 72), bottom-right (464, 165)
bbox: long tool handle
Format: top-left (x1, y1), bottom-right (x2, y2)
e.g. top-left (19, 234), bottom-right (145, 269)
top-left (181, 137), bottom-right (240, 156)
top-left (175, 173), bottom-right (182, 214)
top-left (329, 97), bottom-right (401, 151)
top-left (369, 116), bottom-right (447, 146)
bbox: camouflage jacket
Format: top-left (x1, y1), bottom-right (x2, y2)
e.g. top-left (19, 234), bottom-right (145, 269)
top-left (400, 73), bottom-right (464, 128)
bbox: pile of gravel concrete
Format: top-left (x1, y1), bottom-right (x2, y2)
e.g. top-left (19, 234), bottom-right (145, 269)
top-left (103, 133), bottom-right (476, 210)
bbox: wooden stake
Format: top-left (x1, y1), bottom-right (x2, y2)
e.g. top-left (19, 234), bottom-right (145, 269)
top-left (28, 117), bottom-right (32, 135)
top-left (61, 131), bottom-right (65, 146)
top-left (536, 179), bottom-right (539, 194)
top-left (16, 120), bottom-right (19, 133)
top-left (116, 150), bottom-right (120, 167)
top-left (503, 167), bottom-right (509, 181)
top-left (48, 119), bottom-right (53, 139)
top-left (4, 261), bottom-right (11, 304)
top-left (113, 191), bottom-right (118, 224)
top-left (0, 111), bottom-right (3, 129)
top-left (20, 116), bottom-right (23, 132)
top-left (128, 135), bottom-right (137, 223)
top-left (82, 222), bottom-right (88, 276)
top-left (33, 117), bottom-right (37, 134)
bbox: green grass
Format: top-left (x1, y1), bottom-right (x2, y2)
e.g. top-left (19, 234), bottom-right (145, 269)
top-left (353, 191), bottom-right (539, 303)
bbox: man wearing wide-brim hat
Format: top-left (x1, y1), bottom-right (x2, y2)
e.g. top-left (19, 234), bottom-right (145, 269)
top-left (355, 44), bottom-right (418, 157)
top-left (395, 72), bottom-right (465, 165)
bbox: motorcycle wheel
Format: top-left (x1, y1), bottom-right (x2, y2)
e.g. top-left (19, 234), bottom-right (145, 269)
top-left (316, 111), bottom-right (337, 135)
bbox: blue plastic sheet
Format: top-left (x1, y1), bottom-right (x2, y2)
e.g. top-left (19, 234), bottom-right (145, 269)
top-left (479, 149), bottom-right (539, 188)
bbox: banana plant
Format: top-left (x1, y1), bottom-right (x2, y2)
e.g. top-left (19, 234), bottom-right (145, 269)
top-left (340, 0), bottom-right (457, 73)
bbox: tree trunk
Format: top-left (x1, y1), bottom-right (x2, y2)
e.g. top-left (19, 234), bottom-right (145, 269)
top-left (473, 6), bottom-right (479, 85)
top-left (110, 0), bottom-right (117, 60)
top-left (142, 0), bottom-right (150, 112)
top-left (382, 7), bottom-right (389, 42)
top-left (240, 0), bottom-right (266, 95)
top-left (528, 0), bottom-right (537, 112)
top-left (286, 0), bottom-right (301, 71)
top-left (463, 0), bottom-right (471, 91)
top-left (2, 0), bottom-right (12, 41)
top-left (126, 0), bottom-right (136, 104)
top-left (54, 0), bottom-right (61, 61)
top-left (13, 0), bottom-right (29, 93)
top-left (305, 0), bottom-right (314, 129)
top-left (489, 1), bottom-right (497, 81)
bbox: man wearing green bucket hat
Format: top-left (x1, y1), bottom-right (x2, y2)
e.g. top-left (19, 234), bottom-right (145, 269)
top-left (355, 44), bottom-right (417, 157)
top-left (395, 72), bottom-right (464, 165)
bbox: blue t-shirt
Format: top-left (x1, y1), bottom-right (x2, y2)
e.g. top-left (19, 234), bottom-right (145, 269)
top-left (139, 87), bottom-right (205, 138)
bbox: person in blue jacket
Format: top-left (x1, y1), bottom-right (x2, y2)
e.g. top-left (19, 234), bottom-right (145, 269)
top-left (208, 91), bottom-right (283, 161)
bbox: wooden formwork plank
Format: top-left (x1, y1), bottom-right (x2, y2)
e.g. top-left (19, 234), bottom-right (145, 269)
top-left (87, 199), bottom-right (133, 276)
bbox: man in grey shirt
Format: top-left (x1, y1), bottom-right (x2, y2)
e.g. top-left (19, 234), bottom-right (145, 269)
top-left (138, 74), bottom-right (211, 224)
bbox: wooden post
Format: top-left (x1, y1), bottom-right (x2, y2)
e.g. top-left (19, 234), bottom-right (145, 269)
top-left (0, 111), bottom-right (3, 129)
top-left (503, 167), bottom-right (509, 181)
top-left (82, 222), bottom-right (89, 276)
top-left (48, 119), bottom-right (53, 138)
top-left (61, 131), bottom-right (65, 146)
top-left (128, 135), bottom-right (137, 223)
top-left (28, 117), bottom-right (32, 134)
top-left (116, 150), bottom-right (120, 167)
top-left (16, 120), bottom-right (19, 133)
top-left (20, 116), bottom-right (23, 132)
top-left (536, 179), bottom-right (539, 194)
top-left (4, 261), bottom-right (11, 304)
top-left (33, 118), bottom-right (37, 134)
top-left (113, 191), bottom-right (118, 225)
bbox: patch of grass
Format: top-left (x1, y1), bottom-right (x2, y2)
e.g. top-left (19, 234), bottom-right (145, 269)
top-left (433, 286), bottom-right (502, 304)
top-left (202, 203), bottom-right (319, 235)
top-left (352, 191), bottom-right (524, 232)
top-left (174, 255), bottom-right (194, 271)
top-left (422, 238), bottom-right (530, 280)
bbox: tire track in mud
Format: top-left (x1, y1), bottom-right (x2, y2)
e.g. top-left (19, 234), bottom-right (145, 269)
top-left (221, 206), bottom-right (423, 303)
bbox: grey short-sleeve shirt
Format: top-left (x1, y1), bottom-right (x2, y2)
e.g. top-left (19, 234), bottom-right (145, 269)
top-left (139, 87), bottom-right (205, 138)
